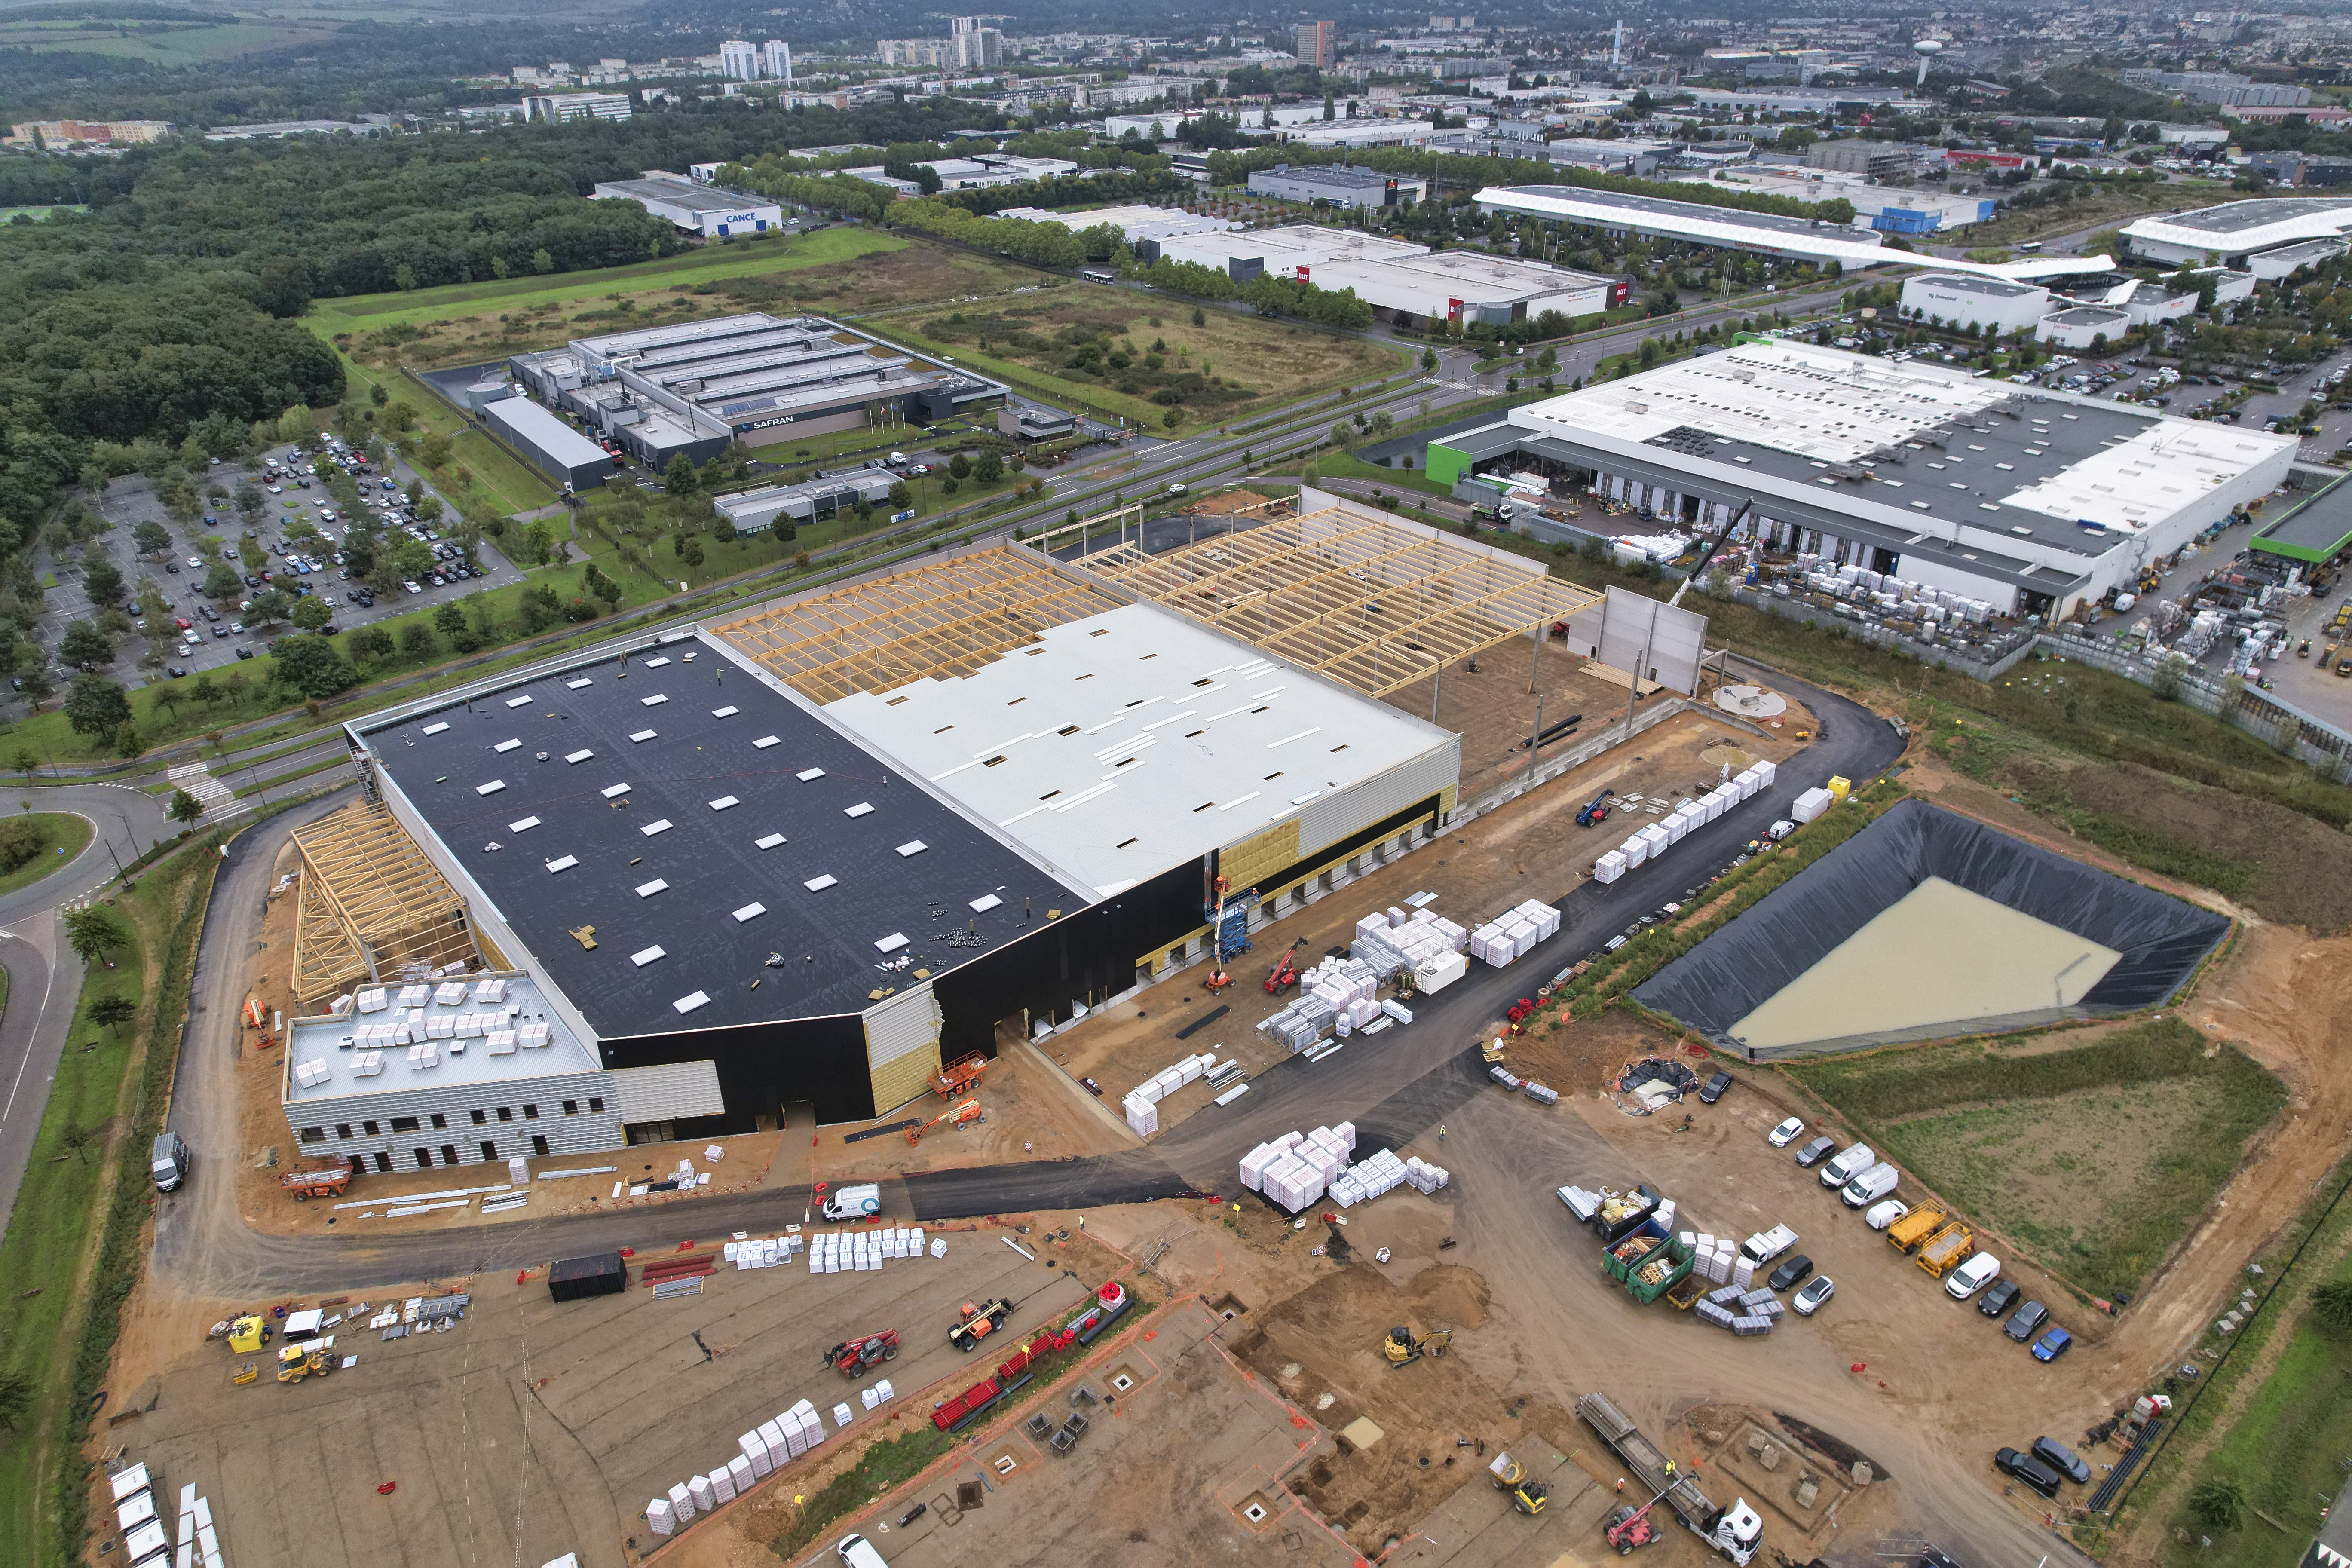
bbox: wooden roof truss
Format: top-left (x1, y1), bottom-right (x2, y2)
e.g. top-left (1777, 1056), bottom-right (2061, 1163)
top-left (712, 547), bottom-right (1130, 703)
top-left (289, 803), bottom-right (485, 1009)
top-left (1066, 508), bottom-right (1603, 698)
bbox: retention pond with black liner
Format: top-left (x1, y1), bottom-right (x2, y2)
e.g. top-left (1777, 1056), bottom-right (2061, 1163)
top-left (1632, 798), bottom-right (2229, 1057)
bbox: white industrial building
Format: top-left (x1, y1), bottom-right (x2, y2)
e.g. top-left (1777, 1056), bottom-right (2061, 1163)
top-left (2035, 306), bottom-right (2132, 351)
top-left (1150, 223), bottom-right (1623, 329)
top-left (2119, 196), bottom-right (2352, 268)
top-left (992, 203), bottom-right (1237, 245)
top-left (1425, 340), bottom-right (2297, 619)
top-left (1899, 273), bottom-right (2054, 335)
top-left (1475, 184), bottom-right (2117, 285)
top-left (1684, 166), bottom-right (1996, 237)
top-left (523, 92), bottom-right (631, 123)
top-left (1246, 163), bottom-right (1429, 209)
top-left (592, 172), bottom-right (785, 238)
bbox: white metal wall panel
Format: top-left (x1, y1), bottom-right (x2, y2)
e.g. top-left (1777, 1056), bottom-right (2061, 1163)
top-left (864, 982), bottom-right (943, 1068)
top-left (1295, 740), bottom-right (1460, 859)
top-left (610, 1060), bottom-right (726, 1123)
top-left (1563, 585), bottom-right (1708, 697)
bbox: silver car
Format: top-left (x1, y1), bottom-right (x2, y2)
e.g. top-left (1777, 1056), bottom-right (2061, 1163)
top-left (1792, 1276), bottom-right (1835, 1316)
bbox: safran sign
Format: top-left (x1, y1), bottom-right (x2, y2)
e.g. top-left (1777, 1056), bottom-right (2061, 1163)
top-left (743, 414), bottom-right (797, 431)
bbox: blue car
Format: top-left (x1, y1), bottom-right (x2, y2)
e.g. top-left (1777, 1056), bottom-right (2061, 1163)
top-left (2031, 1326), bottom-right (2072, 1363)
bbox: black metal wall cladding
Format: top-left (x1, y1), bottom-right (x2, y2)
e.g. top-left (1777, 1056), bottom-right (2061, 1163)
top-left (933, 858), bottom-right (1204, 1060)
top-left (601, 1011), bottom-right (874, 1128)
top-left (1632, 797), bottom-right (2230, 1037)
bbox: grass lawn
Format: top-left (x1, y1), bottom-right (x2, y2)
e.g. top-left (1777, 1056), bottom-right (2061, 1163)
top-left (0, 18), bottom-right (336, 62)
top-left (0, 840), bottom-right (217, 1562)
top-left (898, 294), bottom-right (1405, 438)
top-left (0, 814), bottom-right (94, 898)
top-left (1314, 451), bottom-right (1454, 499)
top-left (1787, 1019), bottom-right (2288, 1297)
top-left (307, 228), bottom-right (902, 341)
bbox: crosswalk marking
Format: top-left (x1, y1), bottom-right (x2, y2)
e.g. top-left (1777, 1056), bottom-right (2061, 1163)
top-left (165, 761), bottom-right (250, 826)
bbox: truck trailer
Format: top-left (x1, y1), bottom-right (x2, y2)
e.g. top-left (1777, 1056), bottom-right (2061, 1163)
top-left (1577, 1391), bottom-right (1762, 1566)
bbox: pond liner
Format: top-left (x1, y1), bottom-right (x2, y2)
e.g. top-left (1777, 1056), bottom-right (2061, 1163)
top-left (1631, 798), bottom-right (2227, 1053)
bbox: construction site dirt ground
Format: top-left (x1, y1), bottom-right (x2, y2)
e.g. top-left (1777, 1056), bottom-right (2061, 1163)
top-left (96, 1213), bottom-right (1142, 1568)
top-left (1042, 695), bottom-right (1810, 1115)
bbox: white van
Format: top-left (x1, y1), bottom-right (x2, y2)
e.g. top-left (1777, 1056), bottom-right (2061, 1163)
top-left (1863, 1198), bottom-right (1909, 1231)
top-left (821, 1182), bottom-right (881, 1222)
top-left (836, 1533), bottom-right (891, 1568)
top-left (1819, 1142), bottom-right (1875, 1189)
top-left (1840, 1162), bottom-right (1899, 1208)
top-left (1945, 1252), bottom-right (2002, 1300)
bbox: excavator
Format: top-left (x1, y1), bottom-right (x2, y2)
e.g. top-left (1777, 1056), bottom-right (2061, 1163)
top-left (1488, 1451), bottom-right (1550, 1516)
top-left (905, 1097), bottom-right (982, 1146)
top-left (1381, 1323), bottom-right (1454, 1369)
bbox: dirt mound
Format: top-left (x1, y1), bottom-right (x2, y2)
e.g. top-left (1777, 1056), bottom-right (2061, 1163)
top-left (1191, 487), bottom-right (1279, 516)
top-left (1406, 1264), bottom-right (1491, 1331)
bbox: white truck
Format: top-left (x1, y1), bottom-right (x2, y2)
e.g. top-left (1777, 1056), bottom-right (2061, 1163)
top-left (1738, 1224), bottom-right (1799, 1268)
top-left (1579, 1391), bottom-right (1763, 1565)
top-left (821, 1182), bottom-right (882, 1222)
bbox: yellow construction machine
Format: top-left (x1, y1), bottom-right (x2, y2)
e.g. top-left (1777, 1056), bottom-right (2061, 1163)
top-left (1381, 1323), bottom-right (1454, 1369)
top-left (276, 1343), bottom-right (336, 1384)
top-left (227, 1314), bottom-right (273, 1355)
top-left (1488, 1450), bottom-right (1550, 1516)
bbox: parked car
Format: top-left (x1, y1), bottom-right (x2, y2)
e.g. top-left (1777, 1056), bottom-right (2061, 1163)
top-left (1863, 1198), bottom-right (1909, 1231)
top-left (1976, 1279), bottom-right (2021, 1319)
top-left (165, 665), bottom-right (186, 678)
top-left (1946, 1253), bottom-right (2003, 1301)
top-left (235, 646), bottom-right (253, 659)
top-left (1767, 1117), bottom-right (1805, 1148)
top-left (1792, 1276), bottom-right (1835, 1316)
top-left (2030, 1326), bottom-right (2072, 1363)
top-left (1698, 1072), bottom-right (1733, 1104)
top-left (1766, 1254), bottom-right (1813, 1292)
top-left (1793, 1135), bottom-right (1838, 1168)
top-left (2003, 1301), bottom-right (2050, 1343)
top-left (2031, 1436), bottom-right (2090, 1485)
top-left (1994, 1448), bottom-right (2062, 1498)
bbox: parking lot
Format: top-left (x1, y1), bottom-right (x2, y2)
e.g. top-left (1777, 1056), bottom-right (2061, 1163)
top-left (24, 439), bottom-right (524, 708)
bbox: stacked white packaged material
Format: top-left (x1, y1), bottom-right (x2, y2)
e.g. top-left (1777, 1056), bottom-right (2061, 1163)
top-left (710, 1465), bottom-right (738, 1505)
top-left (1752, 758), bottom-right (1777, 787)
top-left (1416, 949), bottom-right (1469, 992)
top-left (1381, 998), bottom-right (1414, 1025)
top-left (1595, 850), bottom-right (1628, 884)
top-left (1620, 833), bottom-right (1650, 867)
top-left (741, 1433), bottom-right (773, 1478)
top-left (1260, 1155), bottom-right (1326, 1212)
top-left (355, 986), bottom-right (389, 1013)
top-left (1660, 809), bottom-right (1691, 843)
top-left (1732, 1258), bottom-right (1756, 1289)
top-left (668, 1482), bottom-right (696, 1526)
top-left (1637, 823), bottom-right (1671, 859)
top-left (1733, 768), bottom-right (1761, 800)
top-left (647, 1499), bottom-right (677, 1537)
top-left (1509, 899), bottom-right (1560, 940)
top-left (1124, 1094), bottom-right (1158, 1137)
top-left (1239, 1143), bottom-right (1279, 1191)
top-left (798, 1398), bottom-right (827, 1449)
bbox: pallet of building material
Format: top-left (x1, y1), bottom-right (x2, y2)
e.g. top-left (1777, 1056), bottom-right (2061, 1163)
top-left (1521, 1080), bottom-right (1559, 1106)
top-left (1730, 1315), bottom-right (1773, 1336)
top-left (652, 1276), bottom-right (704, 1300)
top-left (1706, 1285), bottom-right (1746, 1307)
top-left (1695, 1300), bottom-right (1736, 1328)
top-left (1738, 1289), bottom-right (1777, 1309)
top-left (1488, 1066), bottom-right (1522, 1090)
top-left (1752, 1296), bottom-right (1785, 1319)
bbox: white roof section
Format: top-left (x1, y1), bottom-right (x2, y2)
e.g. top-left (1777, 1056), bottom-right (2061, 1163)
top-left (819, 602), bottom-right (1452, 897)
top-left (1507, 340), bottom-right (2014, 466)
top-left (2121, 196), bottom-right (2352, 255)
top-left (283, 972), bottom-right (599, 1106)
top-left (1155, 222), bottom-right (1428, 272)
top-left (1474, 184), bottom-right (2116, 282)
top-left (1998, 422), bottom-right (2291, 535)
top-left (995, 203), bottom-right (1237, 242)
top-left (481, 395), bottom-right (612, 471)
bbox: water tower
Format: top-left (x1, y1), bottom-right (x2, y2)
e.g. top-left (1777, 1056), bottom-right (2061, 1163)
top-left (1913, 38), bottom-right (1944, 88)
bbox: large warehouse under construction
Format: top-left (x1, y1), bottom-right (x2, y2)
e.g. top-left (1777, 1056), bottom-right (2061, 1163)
top-left (281, 496), bottom-right (1616, 1170)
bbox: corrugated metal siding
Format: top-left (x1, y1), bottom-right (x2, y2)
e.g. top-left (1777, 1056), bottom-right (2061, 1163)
top-left (865, 983), bottom-right (943, 1115)
top-left (1296, 741), bottom-right (1459, 858)
top-left (610, 1060), bottom-right (727, 1123)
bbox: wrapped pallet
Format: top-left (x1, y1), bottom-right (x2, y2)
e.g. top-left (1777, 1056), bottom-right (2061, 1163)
top-left (1620, 833), bottom-right (1650, 867)
top-left (1594, 850), bottom-right (1628, 884)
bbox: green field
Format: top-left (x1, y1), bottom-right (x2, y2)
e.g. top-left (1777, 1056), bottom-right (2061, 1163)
top-left (0, 841), bottom-right (216, 1562)
top-left (1788, 1020), bottom-right (2288, 1297)
top-left (0, 19), bottom-right (340, 64)
top-left (306, 228), bottom-right (904, 340)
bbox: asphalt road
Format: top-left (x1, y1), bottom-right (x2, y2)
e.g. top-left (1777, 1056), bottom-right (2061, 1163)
top-left (0, 778), bottom-right (177, 1242)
